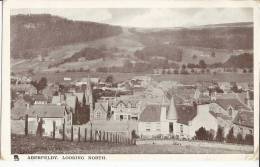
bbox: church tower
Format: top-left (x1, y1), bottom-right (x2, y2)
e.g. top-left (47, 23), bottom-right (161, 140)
top-left (85, 77), bottom-right (94, 121)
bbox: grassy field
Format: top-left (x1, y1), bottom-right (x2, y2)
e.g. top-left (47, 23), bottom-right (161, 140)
top-left (30, 71), bottom-right (253, 84)
top-left (11, 134), bottom-right (252, 154)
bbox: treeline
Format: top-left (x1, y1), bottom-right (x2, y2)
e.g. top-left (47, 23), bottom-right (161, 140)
top-left (136, 24), bottom-right (253, 50)
top-left (134, 43), bottom-right (183, 61)
top-left (224, 53), bottom-right (253, 68)
top-left (195, 126), bottom-right (253, 145)
top-left (11, 14), bottom-right (122, 59)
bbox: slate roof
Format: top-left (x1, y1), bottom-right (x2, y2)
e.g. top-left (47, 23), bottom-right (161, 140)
top-left (28, 104), bottom-right (65, 118)
top-left (175, 105), bottom-right (197, 125)
top-left (113, 100), bottom-right (139, 108)
top-left (139, 105), bottom-right (162, 122)
top-left (94, 102), bottom-right (108, 113)
top-left (216, 98), bottom-right (249, 111)
top-left (233, 111), bottom-right (254, 128)
top-left (139, 104), bottom-right (197, 125)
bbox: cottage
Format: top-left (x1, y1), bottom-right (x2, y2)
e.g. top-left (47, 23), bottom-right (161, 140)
top-left (138, 97), bottom-right (198, 139)
top-left (27, 104), bottom-right (72, 137)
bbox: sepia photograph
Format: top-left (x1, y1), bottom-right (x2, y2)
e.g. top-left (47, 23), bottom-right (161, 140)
top-left (9, 7), bottom-right (255, 155)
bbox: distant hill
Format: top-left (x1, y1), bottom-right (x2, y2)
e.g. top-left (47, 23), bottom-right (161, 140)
top-left (224, 53), bottom-right (253, 68)
top-left (134, 22), bottom-right (253, 50)
top-left (11, 14), bottom-right (122, 59)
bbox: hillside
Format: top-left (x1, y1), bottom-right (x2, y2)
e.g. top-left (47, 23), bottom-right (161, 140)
top-left (224, 53), bottom-right (253, 68)
top-left (134, 22), bottom-right (253, 50)
top-left (11, 14), bottom-right (122, 59)
top-left (10, 15), bottom-right (253, 73)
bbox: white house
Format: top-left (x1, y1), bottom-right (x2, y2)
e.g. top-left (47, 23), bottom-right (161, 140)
top-left (111, 100), bottom-right (141, 121)
top-left (27, 104), bottom-right (72, 138)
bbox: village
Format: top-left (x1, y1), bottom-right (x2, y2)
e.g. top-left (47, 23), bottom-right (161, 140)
top-left (10, 69), bottom-right (254, 151)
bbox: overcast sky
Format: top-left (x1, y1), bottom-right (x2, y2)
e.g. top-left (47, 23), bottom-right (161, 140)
top-left (12, 8), bottom-right (253, 28)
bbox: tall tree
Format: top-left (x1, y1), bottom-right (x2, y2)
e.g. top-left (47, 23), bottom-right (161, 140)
top-left (30, 77), bottom-right (47, 94)
top-left (199, 60), bottom-right (207, 69)
top-left (216, 126), bottom-right (224, 142)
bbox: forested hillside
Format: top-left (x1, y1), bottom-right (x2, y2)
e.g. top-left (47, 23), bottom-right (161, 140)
top-left (11, 14), bottom-right (122, 59)
top-left (135, 22), bottom-right (253, 50)
top-left (224, 53), bottom-right (253, 68)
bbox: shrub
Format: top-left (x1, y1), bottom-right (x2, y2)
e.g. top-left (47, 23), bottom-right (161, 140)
top-left (215, 126), bottom-right (224, 142)
top-left (226, 127), bottom-right (236, 143)
top-left (244, 134), bottom-right (253, 145)
top-left (195, 127), bottom-right (214, 141)
top-left (236, 133), bottom-right (244, 144)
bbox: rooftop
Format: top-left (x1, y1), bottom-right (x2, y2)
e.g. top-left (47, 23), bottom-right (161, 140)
top-left (233, 111), bottom-right (254, 128)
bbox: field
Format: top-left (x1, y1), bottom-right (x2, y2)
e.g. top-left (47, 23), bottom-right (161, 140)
top-left (30, 71), bottom-right (253, 84)
top-left (11, 135), bottom-right (253, 154)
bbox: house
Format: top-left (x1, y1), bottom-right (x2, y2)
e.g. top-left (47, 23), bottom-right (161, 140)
top-left (232, 111), bottom-right (254, 138)
top-left (138, 97), bottom-right (198, 139)
top-left (209, 98), bottom-right (250, 120)
top-left (27, 104), bottom-right (72, 137)
top-left (110, 100), bottom-right (141, 121)
top-left (138, 104), bottom-right (169, 138)
top-left (93, 102), bottom-right (109, 120)
top-left (33, 94), bottom-right (48, 104)
top-left (188, 104), bottom-right (219, 138)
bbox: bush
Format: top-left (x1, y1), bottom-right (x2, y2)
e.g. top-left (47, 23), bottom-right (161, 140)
top-left (244, 134), bottom-right (253, 145)
top-left (236, 133), bottom-right (244, 144)
top-left (215, 126), bottom-right (224, 142)
top-left (195, 127), bottom-right (214, 141)
top-left (226, 127), bottom-right (236, 143)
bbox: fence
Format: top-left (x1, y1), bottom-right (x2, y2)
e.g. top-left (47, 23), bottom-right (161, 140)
top-left (23, 114), bottom-right (136, 145)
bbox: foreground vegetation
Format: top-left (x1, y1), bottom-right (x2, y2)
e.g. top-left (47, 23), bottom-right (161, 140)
top-left (12, 134), bottom-right (252, 154)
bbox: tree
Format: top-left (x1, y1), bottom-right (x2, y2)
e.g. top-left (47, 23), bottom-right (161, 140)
top-left (199, 60), bottom-right (207, 69)
top-left (82, 93), bottom-right (86, 106)
top-left (245, 134), bottom-right (253, 145)
top-left (236, 133), bottom-right (244, 144)
top-left (226, 127), bottom-right (235, 143)
top-left (174, 69), bottom-right (179, 74)
top-left (216, 126), bottom-right (224, 142)
top-left (31, 77), bottom-right (47, 94)
top-left (195, 127), bottom-right (207, 140)
top-left (105, 75), bottom-right (114, 84)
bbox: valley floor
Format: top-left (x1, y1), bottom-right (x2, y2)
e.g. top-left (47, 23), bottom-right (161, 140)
top-left (11, 134), bottom-right (253, 154)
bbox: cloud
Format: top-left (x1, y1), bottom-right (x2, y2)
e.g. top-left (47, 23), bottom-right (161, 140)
top-left (12, 8), bottom-right (252, 28)
top-left (109, 8), bottom-right (252, 27)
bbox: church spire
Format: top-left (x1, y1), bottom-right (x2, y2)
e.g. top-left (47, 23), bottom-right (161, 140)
top-left (168, 95), bottom-right (177, 120)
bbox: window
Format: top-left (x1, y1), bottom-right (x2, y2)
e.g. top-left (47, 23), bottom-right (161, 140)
top-left (146, 129), bottom-right (150, 132)
top-left (180, 125), bottom-right (183, 134)
top-left (96, 112), bottom-right (101, 120)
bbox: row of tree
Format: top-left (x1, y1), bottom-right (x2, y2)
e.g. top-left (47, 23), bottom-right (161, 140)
top-left (195, 126), bottom-right (253, 145)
